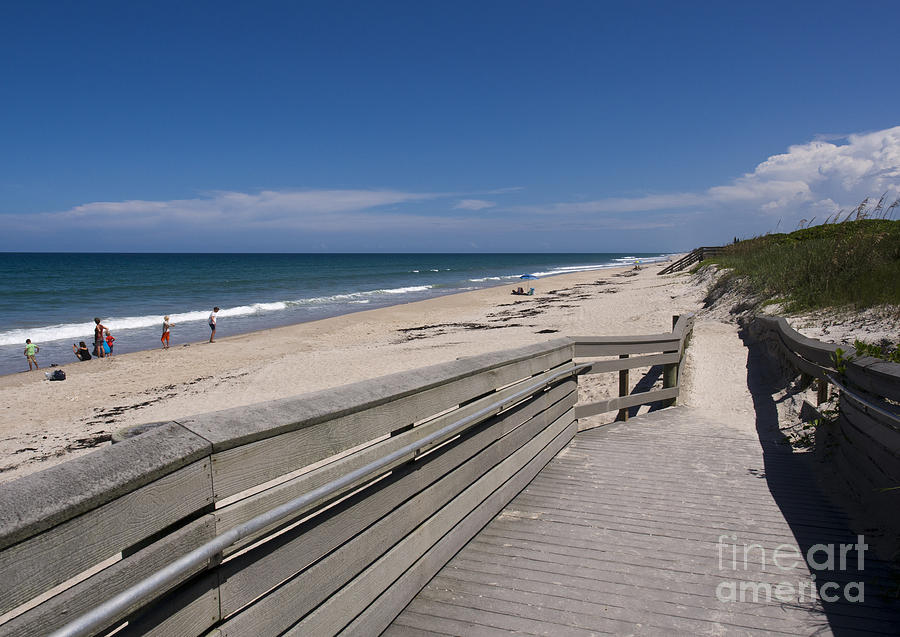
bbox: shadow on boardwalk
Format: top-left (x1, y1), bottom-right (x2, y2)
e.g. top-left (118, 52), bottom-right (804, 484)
top-left (741, 326), bottom-right (900, 635)
top-left (387, 331), bottom-right (899, 636)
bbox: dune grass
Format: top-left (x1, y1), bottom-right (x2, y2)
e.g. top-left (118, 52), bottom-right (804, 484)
top-left (708, 215), bottom-right (900, 313)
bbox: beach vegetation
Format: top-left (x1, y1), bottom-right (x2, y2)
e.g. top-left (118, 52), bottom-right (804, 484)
top-left (706, 198), bottom-right (900, 313)
top-left (850, 339), bottom-right (900, 364)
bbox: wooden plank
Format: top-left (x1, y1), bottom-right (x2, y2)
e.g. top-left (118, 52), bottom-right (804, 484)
top-left (0, 515), bottom-right (216, 637)
top-left (577, 351), bottom-right (678, 375)
top-left (180, 338), bottom-right (574, 450)
top-left (0, 459), bottom-right (213, 617)
top-left (845, 357), bottom-right (900, 403)
top-left (838, 401), bottom-right (900, 483)
top-left (766, 316), bottom-right (843, 368)
top-left (117, 573), bottom-right (220, 637)
top-left (213, 384), bottom-right (576, 627)
top-left (841, 387), bottom-right (900, 431)
top-left (334, 415), bottom-right (577, 637)
top-left (205, 345), bottom-right (573, 499)
top-left (214, 393), bottom-right (574, 636)
top-left (213, 366), bottom-right (577, 555)
top-left (773, 333), bottom-right (829, 378)
top-left (572, 336), bottom-right (679, 358)
top-left (617, 355), bottom-right (629, 422)
top-left (574, 386), bottom-right (678, 419)
top-left (0, 422), bottom-right (211, 551)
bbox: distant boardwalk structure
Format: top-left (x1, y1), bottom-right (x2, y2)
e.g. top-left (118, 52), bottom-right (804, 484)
top-left (1, 313), bottom-right (898, 636)
top-left (658, 246), bottom-right (724, 275)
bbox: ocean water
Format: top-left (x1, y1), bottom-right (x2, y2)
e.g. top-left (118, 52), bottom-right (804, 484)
top-left (0, 252), bottom-right (671, 376)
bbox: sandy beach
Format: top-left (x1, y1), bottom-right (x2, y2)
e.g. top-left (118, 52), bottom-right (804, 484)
top-left (0, 259), bottom-right (723, 484)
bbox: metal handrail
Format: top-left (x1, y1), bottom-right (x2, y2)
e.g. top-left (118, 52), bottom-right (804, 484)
top-left (49, 362), bottom-right (591, 637)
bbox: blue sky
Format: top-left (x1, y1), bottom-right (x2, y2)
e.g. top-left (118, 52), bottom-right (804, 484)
top-left (1, 1), bottom-right (899, 252)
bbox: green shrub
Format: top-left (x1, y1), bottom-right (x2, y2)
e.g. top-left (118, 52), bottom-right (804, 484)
top-left (708, 208), bottom-right (900, 312)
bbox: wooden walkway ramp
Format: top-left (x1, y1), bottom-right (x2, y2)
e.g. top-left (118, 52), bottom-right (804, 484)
top-left (386, 407), bottom-right (900, 636)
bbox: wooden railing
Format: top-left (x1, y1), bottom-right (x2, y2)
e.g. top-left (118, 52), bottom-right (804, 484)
top-left (658, 246), bottom-right (724, 275)
top-left (572, 313), bottom-right (694, 422)
top-left (0, 317), bottom-right (694, 637)
top-left (749, 316), bottom-right (900, 539)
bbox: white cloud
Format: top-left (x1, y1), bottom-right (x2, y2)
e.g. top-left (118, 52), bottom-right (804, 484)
top-left (454, 199), bottom-right (496, 210)
top-left (515, 125), bottom-right (900, 221)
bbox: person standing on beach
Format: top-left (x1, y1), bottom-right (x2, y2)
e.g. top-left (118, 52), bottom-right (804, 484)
top-left (208, 307), bottom-right (219, 343)
top-left (24, 339), bottom-right (39, 370)
top-left (161, 315), bottom-right (174, 348)
top-left (93, 317), bottom-right (106, 358)
top-left (105, 329), bottom-right (115, 356)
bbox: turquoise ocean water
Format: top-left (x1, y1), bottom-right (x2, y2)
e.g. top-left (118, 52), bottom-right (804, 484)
top-left (0, 252), bottom-right (671, 376)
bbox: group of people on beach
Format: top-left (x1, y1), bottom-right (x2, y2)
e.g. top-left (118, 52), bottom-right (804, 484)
top-left (71, 318), bottom-right (115, 362)
top-left (160, 307), bottom-right (219, 346)
top-left (24, 307), bottom-right (221, 372)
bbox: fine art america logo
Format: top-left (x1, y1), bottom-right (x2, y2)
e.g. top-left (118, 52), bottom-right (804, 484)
top-left (716, 534), bottom-right (867, 603)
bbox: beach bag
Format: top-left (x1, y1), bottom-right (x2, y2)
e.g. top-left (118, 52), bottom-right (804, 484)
top-left (46, 369), bottom-right (66, 381)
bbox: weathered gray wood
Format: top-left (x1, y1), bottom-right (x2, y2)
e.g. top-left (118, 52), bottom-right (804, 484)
top-left (775, 333), bottom-right (827, 378)
top-left (117, 573), bottom-right (220, 637)
top-left (180, 338), bottom-right (573, 450)
top-left (845, 356), bottom-right (900, 403)
top-left (765, 315), bottom-right (844, 367)
top-left (658, 247), bottom-right (723, 275)
top-left (573, 386), bottom-right (678, 419)
top-left (0, 422), bottom-right (211, 551)
top-left (215, 384), bottom-right (575, 627)
top-left (617, 354), bottom-right (629, 421)
top-left (290, 412), bottom-right (577, 636)
top-left (389, 407), bottom-right (900, 636)
top-left (201, 344), bottom-right (574, 499)
top-left (663, 361), bottom-right (677, 395)
top-left (838, 399), bottom-right (900, 483)
top-left (0, 515), bottom-right (216, 637)
top-left (215, 398), bottom-right (572, 636)
top-left (576, 351), bottom-right (678, 375)
top-left (213, 364), bottom-right (577, 555)
top-left (571, 337), bottom-right (680, 357)
top-left (0, 458), bottom-right (213, 618)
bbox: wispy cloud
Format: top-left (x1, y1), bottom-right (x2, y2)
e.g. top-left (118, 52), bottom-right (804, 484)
top-left (5, 189), bottom-right (448, 231)
top-left (454, 199), bottom-right (496, 210)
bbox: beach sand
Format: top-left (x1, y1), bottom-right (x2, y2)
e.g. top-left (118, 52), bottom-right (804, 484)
top-left (0, 259), bottom-right (738, 485)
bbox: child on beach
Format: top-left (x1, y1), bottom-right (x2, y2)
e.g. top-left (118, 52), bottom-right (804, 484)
top-left (161, 316), bottom-right (173, 348)
top-left (24, 339), bottom-right (39, 370)
top-left (105, 330), bottom-right (115, 356)
top-left (208, 307), bottom-right (219, 343)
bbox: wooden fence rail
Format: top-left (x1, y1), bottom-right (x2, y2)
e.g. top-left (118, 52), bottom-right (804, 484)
top-left (0, 316), bottom-right (694, 637)
top-left (749, 315), bottom-right (900, 544)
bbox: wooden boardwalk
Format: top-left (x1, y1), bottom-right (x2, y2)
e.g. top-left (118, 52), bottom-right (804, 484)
top-left (386, 407), bottom-right (900, 636)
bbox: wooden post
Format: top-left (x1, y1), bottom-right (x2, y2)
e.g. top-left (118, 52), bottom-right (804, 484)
top-left (800, 373), bottom-right (813, 389)
top-left (662, 315), bottom-right (679, 407)
top-left (617, 354), bottom-right (629, 421)
top-left (817, 378), bottom-right (828, 405)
